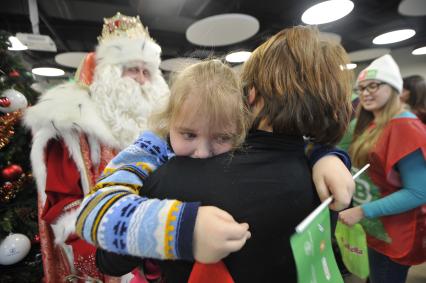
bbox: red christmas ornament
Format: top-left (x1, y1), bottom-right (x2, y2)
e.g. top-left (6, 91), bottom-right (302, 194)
top-left (0, 97), bottom-right (11, 107)
top-left (1, 164), bottom-right (23, 181)
top-left (9, 70), bottom-right (20, 78)
top-left (3, 181), bottom-right (13, 190)
top-left (114, 20), bottom-right (120, 27)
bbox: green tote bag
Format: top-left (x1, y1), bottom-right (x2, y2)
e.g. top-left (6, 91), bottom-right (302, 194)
top-left (335, 221), bottom-right (369, 279)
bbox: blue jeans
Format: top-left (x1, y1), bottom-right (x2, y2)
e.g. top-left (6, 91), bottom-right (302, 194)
top-left (368, 248), bottom-right (410, 283)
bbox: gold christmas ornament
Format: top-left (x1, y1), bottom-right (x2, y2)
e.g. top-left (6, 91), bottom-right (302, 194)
top-left (0, 173), bottom-right (27, 203)
top-left (0, 111), bottom-right (22, 150)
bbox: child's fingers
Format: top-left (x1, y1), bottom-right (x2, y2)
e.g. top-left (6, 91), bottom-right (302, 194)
top-left (338, 211), bottom-right (352, 226)
top-left (314, 177), bottom-right (330, 203)
top-left (224, 235), bottom-right (250, 253)
top-left (225, 223), bottom-right (250, 241)
top-left (329, 185), bottom-right (352, 211)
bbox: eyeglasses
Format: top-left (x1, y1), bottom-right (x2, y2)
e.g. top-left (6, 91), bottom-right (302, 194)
top-left (354, 82), bottom-right (386, 95)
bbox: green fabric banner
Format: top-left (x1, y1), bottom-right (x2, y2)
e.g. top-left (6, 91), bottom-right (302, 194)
top-left (352, 168), bottom-right (391, 243)
top-left (290, 207), bottom-right (343, 283)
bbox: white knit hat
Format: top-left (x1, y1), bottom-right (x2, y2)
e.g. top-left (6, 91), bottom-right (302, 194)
top-left (356, 54), bottom-right (403, 94)
top-left (95, 13), bottom-right (162, 72)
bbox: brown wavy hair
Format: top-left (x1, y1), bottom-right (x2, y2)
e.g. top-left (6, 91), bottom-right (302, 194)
top-left (240, 26), bottom-right (353, 145)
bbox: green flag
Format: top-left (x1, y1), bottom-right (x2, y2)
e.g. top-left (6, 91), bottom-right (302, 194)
top-left (290, 203), bottom-right (343, 283)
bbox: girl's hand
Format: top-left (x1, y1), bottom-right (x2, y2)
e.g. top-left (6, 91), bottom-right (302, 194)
top-left (193, 206), bottom-right (251, 263)
top-left (313, 155), bottom-right (355, 211)
top-left (338, 206), bottom-right (365, 226)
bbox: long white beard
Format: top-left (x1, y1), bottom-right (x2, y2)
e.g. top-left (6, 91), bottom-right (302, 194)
top-left (90, 64), bottom-right (169, 149)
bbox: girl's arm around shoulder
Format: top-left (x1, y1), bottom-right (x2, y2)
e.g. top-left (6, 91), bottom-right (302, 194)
top-left (76, 131), bottom-right (200, 260)
top-left (96, 131), bottom-right (174, 189)
top-left (76, 187), bottom-right (200, 260)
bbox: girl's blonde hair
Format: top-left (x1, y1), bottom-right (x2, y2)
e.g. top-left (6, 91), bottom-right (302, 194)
top-left (240, 26), bottom-right (353, 145)
top-left (349, 88), bottom-right (402, 167)
top-left (150, 59), bottom-right (251, 148)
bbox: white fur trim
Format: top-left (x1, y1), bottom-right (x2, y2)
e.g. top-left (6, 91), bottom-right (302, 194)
top-left (51, 209), bottom-right (79, 245)
top-left (24, 83), bottom-right (117, 147)
top-left (96, 36), bottom-right (161, 70)
top-left (23, 83), bottom-right (119, 201)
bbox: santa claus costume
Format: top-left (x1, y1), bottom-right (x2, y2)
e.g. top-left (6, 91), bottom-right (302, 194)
top-left (24, 13), bottom-right (169, 282)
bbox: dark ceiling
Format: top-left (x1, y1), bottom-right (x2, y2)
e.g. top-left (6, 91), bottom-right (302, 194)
top-left (1, 0), bottom-right (426, 70)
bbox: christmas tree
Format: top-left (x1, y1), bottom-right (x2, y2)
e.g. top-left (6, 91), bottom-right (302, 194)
top-left (0, 30), bottom-right (42, 282)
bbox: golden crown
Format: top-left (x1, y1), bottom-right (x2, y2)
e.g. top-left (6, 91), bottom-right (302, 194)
top-left (98, 12), bottom-right (150, 43)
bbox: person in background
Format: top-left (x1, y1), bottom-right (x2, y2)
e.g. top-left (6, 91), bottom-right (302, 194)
top-left (339, 54), bottom-right (426, 283)
top-left (23, 12), bottom-right (170, 282)
top-left (85, 26), bottom-right (355, 283)
top-left (401, 75), bottom-right (426, 123)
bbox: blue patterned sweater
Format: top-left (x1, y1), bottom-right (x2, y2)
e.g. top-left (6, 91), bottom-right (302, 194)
top-left (76, 131), bottom-right (199, 260)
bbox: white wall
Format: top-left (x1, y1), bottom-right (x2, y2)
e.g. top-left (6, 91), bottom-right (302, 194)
top-left (393, 46), bottom-right (426, 78)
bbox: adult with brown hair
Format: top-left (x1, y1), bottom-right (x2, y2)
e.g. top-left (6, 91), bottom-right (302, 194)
top-left (401, 75), bottom-right (426, 123)
top-left (339, 55), bottom-right (426, 283)
top-left (82, 25), bottom-right (355, 283)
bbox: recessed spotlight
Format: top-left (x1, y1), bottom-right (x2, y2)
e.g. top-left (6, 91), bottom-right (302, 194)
top-left (301, 0), bottom-right (354, 25)
top-left (319, 32), bottom-right (342, 43)
top-left (186, 14), bottom-right (259, 47)
top-left (55, 52), bottom-right (88, 68)
top-left (348, 48), bottom-right (390, 62)
top-left (8, 36), bottom-right (28, 51)
top-left (225, 51), bottom-right (252, 63)
top-left (372, 29), bottom-right (416, 45)
top-left (398, 0), bottom-right (426, 16)
top-left (412, 46), bottom-right (426, 55)
top-left (340, 63), bottom-right (357, 70)
top-left (32, 67), bottom-right (65, 77)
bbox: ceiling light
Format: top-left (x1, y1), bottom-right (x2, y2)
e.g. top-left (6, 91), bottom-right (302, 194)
top-left (186, 14), bottom-right (259, 47)
top-left (8, 36), bottom-right (28, 51)
top-left (346, 63), bottom-right (357, 70)
top-left (301, 0), bottom-right (354, 25)
top-left (32, 67), bottom-right (65, 77)
top-left (225, 51), bottom-right (252, 63)
top-left (319, 32), bottom-right (342, 43)
top-left (398, 0), bottom-right (426, 16)
top-left (160, 57), bottom-right (201, 72)
top-left (340, 63), bottom-right (357, 70)
top-left (55, 52), bottom-right (88, 68)
top-left (348, 48), bottom-right (390, 62)
top-left (412, 46), bottom-right (426, 55)
top-left (372, 29), bottom-right (416, 44)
